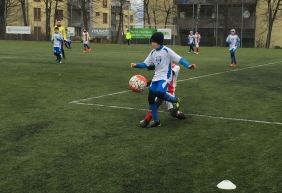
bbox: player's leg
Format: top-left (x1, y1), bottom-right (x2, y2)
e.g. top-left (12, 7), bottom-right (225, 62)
top-left (83, 44), bottom-right (87, 52)
top-left (139, 98), bottom-right (163, 128)
top-left (147, 82), bottom-right (161, 127)
top-left (155, 80), bottom-right (180, 110)
top-left (196, 44), bottom-right (199, 54)
top-left (188, 44), bottom-right (192, 53)
top-left (165, 94), bottom-right (185, 120)
top-left (54, 47), bottom-right (62, 63)
top-left (61, 43), bottom-right (66, 59)
top-left (233, 51), bottom-right (237, 65)
top-left (229, 50), bottom-right (234, 66)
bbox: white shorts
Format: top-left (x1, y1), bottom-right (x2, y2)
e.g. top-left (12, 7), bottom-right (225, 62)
top-left (195, 44), bottom-right (200, 48)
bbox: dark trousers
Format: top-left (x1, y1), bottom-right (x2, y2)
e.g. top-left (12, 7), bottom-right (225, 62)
top-left (188, 44), bottom-right (194, 52)
top-left (230, 50), bottom-right (237, 64)
top-left (127, 39), bottom-right (131, 45)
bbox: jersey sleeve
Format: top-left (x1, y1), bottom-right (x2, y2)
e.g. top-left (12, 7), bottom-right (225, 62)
top-left (144, 52), bottom-right (153, 66)
top-left (226, 35), bottom-right (230, 43)
top-left (168, 48), bottom-right (182, 63)
top-left (61, 26), bottom-right (67, 40)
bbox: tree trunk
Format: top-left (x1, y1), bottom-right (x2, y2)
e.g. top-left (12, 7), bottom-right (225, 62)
top-left (81, 0), bottom-right (88, 30)
top-left (45, 0), bottom-right (52, 41)
top-left (0, 0), bottom-right (6, 39)
top-left (116, 6), bottom-right (123, 43)
top-left (20, 0), bottom-right (28, 26)
top-left (53, 0), bottom-right (58, 26)
top-left (144, 0), bottom-right (151, 27)
top-left (265, 21), bottom-right (273, 48)
top-left (164, 11), bottom-right (170, 28)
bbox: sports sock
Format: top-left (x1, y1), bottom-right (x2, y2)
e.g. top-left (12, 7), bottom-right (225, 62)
top-left (149, 103), bottom-right (159, 122)
top-left (144, 112), bottom-right (152, 122)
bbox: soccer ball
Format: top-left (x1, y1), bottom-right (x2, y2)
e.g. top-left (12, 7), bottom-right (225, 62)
top-left (129, 75), bottom-right (147, 93)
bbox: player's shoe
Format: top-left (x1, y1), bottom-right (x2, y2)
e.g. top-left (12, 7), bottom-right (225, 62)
top-left (172, 98), bottom-right (180, 111)
top-left (187, 51), bottom-right (191, 53)
top-left (149, 121), bottom-right (161, 128)
top-left (229, 64), bottom-right (234, 67)
top-left (139, 120), bottom-right (149, 128)
top-left (176, 111), bottom-right (186, 120)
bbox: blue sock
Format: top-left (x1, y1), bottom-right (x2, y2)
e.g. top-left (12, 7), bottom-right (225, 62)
top-left (149, 103), bottom-right (159, 122)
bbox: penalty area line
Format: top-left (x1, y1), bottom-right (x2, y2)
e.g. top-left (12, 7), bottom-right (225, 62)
top-left (71, 102), bottom-right (282, 126)
top-left (69, 60), bottom-right (282, 103)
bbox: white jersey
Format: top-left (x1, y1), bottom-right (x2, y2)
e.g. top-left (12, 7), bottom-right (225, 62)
top-left (188, 34), bottom-right (194, 44)
top-left (52, 33), bottom-right (63, 48)
top-left (66, 31), bottom-right (71, 41)
top-left (144, 46), bottom-right (182, 82)
top-left (226, 34), bottom-right (240, 50)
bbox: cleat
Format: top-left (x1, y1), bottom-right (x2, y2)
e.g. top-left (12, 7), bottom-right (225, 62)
top-left (187, 51), bottom-right (191, 54)
top-left (139, 120), bottom-right (149, 128)
top-left (149, 121), bottom-right (161, 128)
top-left (176, 111), bottom-right (186, 120)
top-left (172, 97), bottom-right (180, 111)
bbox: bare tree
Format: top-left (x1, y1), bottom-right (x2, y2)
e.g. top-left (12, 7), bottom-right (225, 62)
top-left (18, 0), bottom-right (28, 26)
top-left (53, 0), bottom-right (59, 26)
top-left (143, 0), bottom-right (151, 27)
top-left (150, 0), bottom-right (159, 28)
top-left (161, 0), bottom-right (175, 28)
top-left (0, 0), bottom-right (7, 39)
top-left (81, 0), bottom-right (90, 30)
top-left (43, 0), bottom-right (54, 40)
top-left (115, 0), bottom-right (128, 43)
top-left (1, 0), bottom-right (20, 39)
top-left (265, 0), bottom-right (282, 48)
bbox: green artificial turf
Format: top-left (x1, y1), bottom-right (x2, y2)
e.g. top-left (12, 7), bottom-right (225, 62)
top-left (0, 40), bottom-right (281, 193)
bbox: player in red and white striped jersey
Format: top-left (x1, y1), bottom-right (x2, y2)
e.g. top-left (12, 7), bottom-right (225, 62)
top-left (194, 32), bottom-right (201, 54)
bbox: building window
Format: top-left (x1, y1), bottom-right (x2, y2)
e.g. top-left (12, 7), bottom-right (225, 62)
top-left (55, 10), bottom-right (64, 20)
top-left (96, 12), bottom-right (100, 16)
top-left (103, 13), bottom-right (108, 24)
top-left (34, 0), bottom-right (40, 2)
top-left (130, 15), bottom-right (133, 23)
top-left (34, 8), bottom-right (41, 21)
top-left (103, 0), bottom-right (107, 8)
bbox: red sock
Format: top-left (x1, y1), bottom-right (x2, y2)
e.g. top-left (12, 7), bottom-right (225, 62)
top-left (144, 111), bottom-right (152, 122)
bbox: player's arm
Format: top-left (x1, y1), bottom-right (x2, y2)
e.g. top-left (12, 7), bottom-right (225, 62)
top-left (131, 52), bottom-right (152, 68)
top-left (169, 49), bottom-right (195, 70)
top-left (62, 27), bottom-right (67, 40)
top-left (236, 36), bottom-right (241, 47)
top-left (226, 35), bottom-right (230, 44)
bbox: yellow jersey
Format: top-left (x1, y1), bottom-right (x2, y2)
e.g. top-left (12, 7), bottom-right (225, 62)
top-left (125, 32), bottom-right (132, 40)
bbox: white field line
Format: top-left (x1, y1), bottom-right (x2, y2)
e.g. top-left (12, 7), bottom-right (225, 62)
top-left (0, 56), bottom-right (18, 59)
top-left (70, 60), bottom-right (282, 103)
top-left (72, 101), bottom-right (282, 126)
top-left (177, 60), bottom-right (282, 82)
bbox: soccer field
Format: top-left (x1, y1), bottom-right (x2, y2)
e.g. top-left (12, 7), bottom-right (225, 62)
top-left (0, 40), bottom-right (282, 193)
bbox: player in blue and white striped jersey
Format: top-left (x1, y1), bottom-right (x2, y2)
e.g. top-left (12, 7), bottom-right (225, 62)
top-left (51, 27), bottom-right (63, 64)
top-left (226, 29), bottom-right (240, 67)
top-left (131, 32), bottom-right (196, 127)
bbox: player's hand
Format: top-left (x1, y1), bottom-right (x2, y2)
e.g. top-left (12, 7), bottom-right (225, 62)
top-left (189, 64), bottom-right (196, 70)
top-left (130, 63), bottom-right (136, 68)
